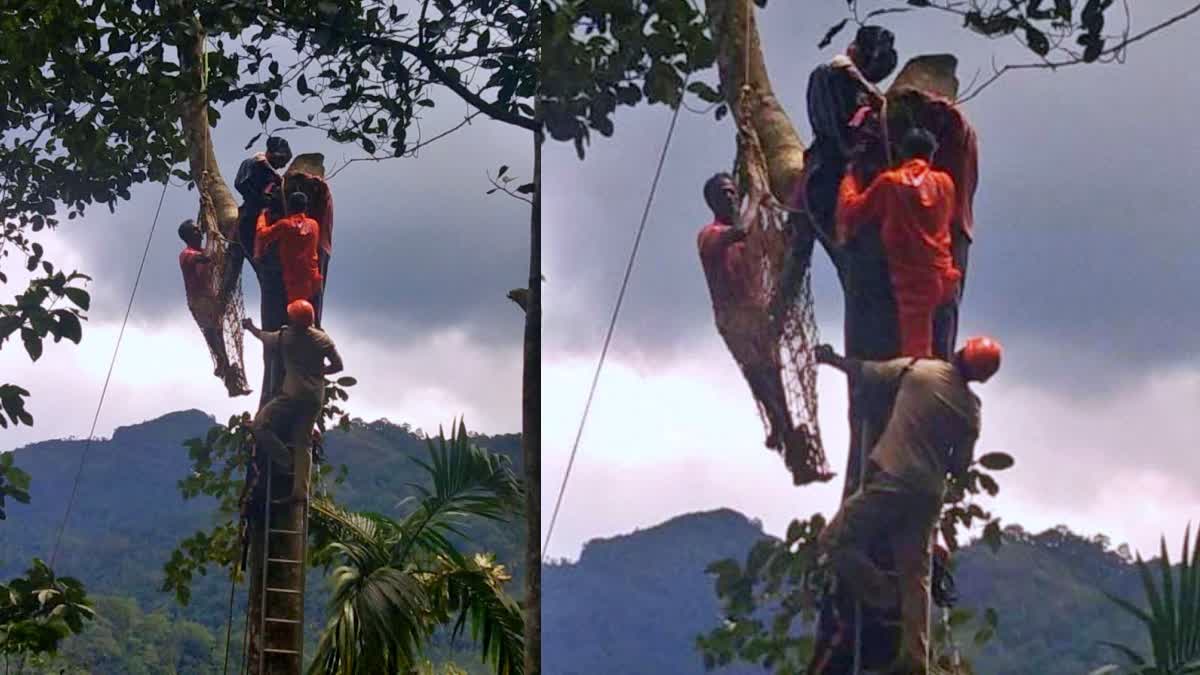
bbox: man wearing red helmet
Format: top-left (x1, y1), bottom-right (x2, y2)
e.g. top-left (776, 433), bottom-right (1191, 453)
top-left (243, 300), bottom-right (343, 504)
top-left (813, 336), bottom-right (1001, 673)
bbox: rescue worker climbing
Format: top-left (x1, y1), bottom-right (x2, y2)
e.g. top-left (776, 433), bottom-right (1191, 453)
top-left (255, 191), bottom-right (323, 309)
top-left (814, 336), bottom-right (1002, 674)
top-left (243, 300), bottom-right (343, 505)
top-left (698, 173), bottom-right (831, 485)
top-left (178, 219), bottom-right (251, 397)
top-left (836, 128), bottom-right (960, 358)
top-left (801, 25), bottom-right (898, 232)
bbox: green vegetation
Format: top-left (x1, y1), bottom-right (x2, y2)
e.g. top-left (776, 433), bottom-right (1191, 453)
top-left (543, 509), bottom-right (1153, 675)
top-left (307, 422), bottom-right (524, 675)
top-left (0, 410), bottom-right (523, 674)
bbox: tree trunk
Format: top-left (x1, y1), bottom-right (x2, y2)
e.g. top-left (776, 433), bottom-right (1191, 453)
top-left (177, 14), bottom-right (238, 234)
top-left (522, 127), bottom-right (543, 675)
top-left (705, 0), bottom-right (807, 203)
top-left (175, 8), bottom-right (279, 674)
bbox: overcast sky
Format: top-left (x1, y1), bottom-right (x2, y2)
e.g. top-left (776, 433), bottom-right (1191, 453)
top-left (1, 76), bottom-right (533, 452)
top-left (543, 0), bottom-right (1200, 562)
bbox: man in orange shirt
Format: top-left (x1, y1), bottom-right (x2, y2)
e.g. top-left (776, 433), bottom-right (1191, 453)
top-left (836, 128), bottom-right (960, 358)
top-left (698, 174), bottom-right (828, 484)
top-left (178, 220), bottom-right (251, 397)
top-left (255, 191), bottom-right (323, 310)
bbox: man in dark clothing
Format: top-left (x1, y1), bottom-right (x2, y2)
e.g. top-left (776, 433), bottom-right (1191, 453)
top-left (233, 137), bottom-right (292, 403)
top-left (243, 300), bottom-right (343, 504)
top-left (802, 26), bottom-right (898, 236)
top-left (814, 337), bottom-right (1001, 674)
top-left (235, 136), bottom-right (292, 267)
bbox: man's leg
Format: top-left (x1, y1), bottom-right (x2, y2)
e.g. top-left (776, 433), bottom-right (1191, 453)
top-left (896, 301), bottom-right (936, 359)
top-left (886, 497), bottom-right (941, 674)
top-left (251, 398), bottom-right (295, 467)
top-left (257, 256), bottom-right (288, 406)
top-left (744, 365), bottom-right (791, 450)
top-left (200, 326), bottom-right (229, 377)
top-left (312, 251), bottom-right (329, 328)
top-left (933, 232), bottom-right (970, 360)
top-left (819, 474), bottom-right (913, 609)
top-left (283, 400), bottom-right (321, 501)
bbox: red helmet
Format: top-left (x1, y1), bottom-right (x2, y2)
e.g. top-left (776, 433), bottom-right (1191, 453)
top-left (959, 336), bottom-right (1002, 382)
top-left (287, 299), bottom-right (315, 328)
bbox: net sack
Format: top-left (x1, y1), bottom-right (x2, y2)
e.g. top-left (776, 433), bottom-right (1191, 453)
top-left (720, 86), bottom-right (829, 486)
top-left (188, 189), bottom-right (249, 396)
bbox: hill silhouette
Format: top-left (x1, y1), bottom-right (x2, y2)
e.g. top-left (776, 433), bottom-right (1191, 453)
top-left (0, 409), bottom-right (522, 673)
top-left (545, 509), bottom-right (1149, 674)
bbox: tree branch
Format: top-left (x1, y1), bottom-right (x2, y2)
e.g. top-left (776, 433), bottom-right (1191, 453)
top-left (955, 1), bottom-right (1200, 103)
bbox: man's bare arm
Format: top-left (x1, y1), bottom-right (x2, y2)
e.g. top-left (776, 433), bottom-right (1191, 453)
top-left (241, 318), bottom-right (264, 341)
top-left (814, 344), bottom-right (864, 380)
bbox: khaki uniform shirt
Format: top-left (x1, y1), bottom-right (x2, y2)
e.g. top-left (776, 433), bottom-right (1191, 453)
top-left (260, 326), bottom-right (339, 402)
top-left (859, 358), bottom-right (980, 496)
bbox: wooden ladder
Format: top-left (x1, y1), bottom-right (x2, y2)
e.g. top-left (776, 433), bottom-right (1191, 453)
top-left (257, 454), bottom-right (311, 674)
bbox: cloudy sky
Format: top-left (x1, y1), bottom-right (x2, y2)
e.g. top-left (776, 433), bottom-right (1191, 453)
top-left (543, 0), bottom-right (1200, 562)
top-left (1, 76), bottom-right (533, 452)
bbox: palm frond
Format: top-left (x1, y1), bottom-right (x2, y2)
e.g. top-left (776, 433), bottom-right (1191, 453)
top-left (1102, 527), bottom-right (1200, 675)
top-left (309, 566), bottom-right (430, 675)
top-left (426, 554), bottom-right (525, 675)
top-left (395, 418), bottom-right (523, 566)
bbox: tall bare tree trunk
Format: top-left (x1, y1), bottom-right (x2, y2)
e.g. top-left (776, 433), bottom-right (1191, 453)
top-left (523, 127), bottom-right (543, 675)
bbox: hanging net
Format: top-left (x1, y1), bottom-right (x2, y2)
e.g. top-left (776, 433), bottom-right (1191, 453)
top-left (188, 188), bottom-right (249, 397)
top-left (715, 86), bottom-right (829, 486)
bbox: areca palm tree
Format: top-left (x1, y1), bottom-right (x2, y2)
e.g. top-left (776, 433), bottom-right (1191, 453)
top-left (1092, 527), bottom-right (1200, 675)
top-left (308, 420), bottom-right (525, 675)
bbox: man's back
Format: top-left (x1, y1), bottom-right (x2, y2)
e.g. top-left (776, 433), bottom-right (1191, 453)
top-left (862, 358), bottom-right (979, 495)
top-left (263, 326), bottom-right (337, 401)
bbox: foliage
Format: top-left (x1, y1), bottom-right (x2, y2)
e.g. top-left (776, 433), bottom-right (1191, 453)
top-left (32, 595), bottom-right (222, 675)
top-left (0, 453), bottom-right (32, 522)
top-left (0, 559), bottom-right (93, 667)
top-left (0, 0), bottom-right (535, 423)
top-left (307, 419), bottom-right (524, 675)
top-left (1094, 528), bottom-right (1200, 675)
top-left (162, 376), bottom-right (356, 605)
top-left (540, 0), bottom-right (1142, 156)
top-left (544, 508), bottom-right (1147, 675)
top-left (0, 410), bottom-right (522, 673)
top-left (696, 453), bottom-right (1014, 673)
top-left (540, 0), bottom-right (714, 158)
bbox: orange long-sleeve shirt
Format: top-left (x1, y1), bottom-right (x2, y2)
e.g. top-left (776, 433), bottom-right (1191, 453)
top-left (255, 212), bottom-right (323, 303)
top-left (836, 159), bottom-right (960, 289)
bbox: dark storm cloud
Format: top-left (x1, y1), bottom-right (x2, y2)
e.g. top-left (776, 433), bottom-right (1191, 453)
top-left (50, 90), bottom-right (532, 348)
top-left (543, 0), bottom-right (1200, 390)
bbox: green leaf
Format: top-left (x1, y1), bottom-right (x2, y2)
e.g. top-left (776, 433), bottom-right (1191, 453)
top-left (977, 452), bottom-right (1014, 471)
top-left (63, 287), bottom-right (90, 311)
top-left (21, 328), bottom-right (42, 362)
top-left (274, 104), bottom-right (292, 121)
top-left (56, 312), bottom-right (82, 343)
top-left (818, 19), bottom-right (849, 49)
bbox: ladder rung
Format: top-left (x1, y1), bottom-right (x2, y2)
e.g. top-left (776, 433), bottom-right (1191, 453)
top-left (269, 528), bottom-right (303, 535)
top-left (263, 648), bottom-right (300, 655)
top-left (265, 617), bottom-right (301, 624)
top-left (266, 587), bottom-right (302, 594)
top-left (267, 557), bottom-right (302, 564)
